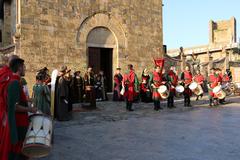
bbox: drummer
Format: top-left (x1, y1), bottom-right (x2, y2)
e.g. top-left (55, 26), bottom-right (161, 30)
top-left (149, 59), bottom-right (165, 111)
top-left (208, 68), bottom-right (219, 106)
top-left (217, 68), bottom-right (230, 104)
top-left (166, 65), bottom-right (178, 108)
top-left (180, 65), bottom-right (193, 107)
top-left (3, 58), bottom-right (37, 159)
top-left (193, 69), bottom-right (205, 101)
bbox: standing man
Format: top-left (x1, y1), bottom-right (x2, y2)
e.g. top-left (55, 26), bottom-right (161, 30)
top-left (99, 70), bottom-right (108, 101)
top-left (180, 66), bottom-right (193, 107)
top-left (6, 58), bottom-right (37, 159)
top-left (70, 71), bottom-right (84, 103)
top-left (123, 64), bottom-right (139, 111)
top-left (140, 68), bottom-right (152, 103)
top-left (193, 69), bottom-right (205, 101)
top-left (84, 66), bottom-right (96, 108)
top-left (113, 68), bottom-right (124, 101)
top-left (150, 65), bottom-right (164, 111)
top-left (166, 66), bottom-right (178, 108)
top-left (55, 66), bottom-right (72, 121)
top-left (208, 68), bottom-right (219, 106)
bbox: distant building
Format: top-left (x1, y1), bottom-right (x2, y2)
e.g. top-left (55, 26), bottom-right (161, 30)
top-left (167, 17), bottom-right (240, 82)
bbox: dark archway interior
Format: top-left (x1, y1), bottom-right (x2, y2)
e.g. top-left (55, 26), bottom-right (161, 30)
top-left (88, 47), bottom-right (113, 92)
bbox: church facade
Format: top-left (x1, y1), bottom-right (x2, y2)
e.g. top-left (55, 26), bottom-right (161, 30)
top-left (0, 0), bottom-right (163, 89)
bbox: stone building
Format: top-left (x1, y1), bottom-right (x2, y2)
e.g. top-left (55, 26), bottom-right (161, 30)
top-left (167, 17), bottom-right (240, 82)
top-left (0, 0), bottom-right (163, 91)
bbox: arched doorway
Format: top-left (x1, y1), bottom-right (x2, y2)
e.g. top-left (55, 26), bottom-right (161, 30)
top-left (87, 27), bottom-right (117, 92)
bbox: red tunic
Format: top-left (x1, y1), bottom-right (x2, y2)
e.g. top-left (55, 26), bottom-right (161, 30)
top-left (182, 71), bottom-right (193, 96)
top-left (152, 71), bottom-right (162, 100)
top-left (208, 74), bottom-right (219, 98)
top-left (10, 74), bottom-right (29, 154)
top-left (140, 75), bottom-right (150, 92)
top-left (222, 74), bottom-right (230, 83)
top-left (123, 70), bottom-right (138, 101)
top-left (193, 74), bottom-right (204, 85)
top-left (167, 70), bottom-right (178, 92)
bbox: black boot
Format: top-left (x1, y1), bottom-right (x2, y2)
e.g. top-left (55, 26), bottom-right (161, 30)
top-left (126, 101), bottom-right (129, 111)
top-left (196, 96), bottom-right (199, 101)
top-left (184, 97), bottom-right (187, 107)
top-left (209, 98), bottom-right (213, 107)
top-left (187, 97), bottom-right (192, 107)
top-left (128, 102), bottom-right (134, 111)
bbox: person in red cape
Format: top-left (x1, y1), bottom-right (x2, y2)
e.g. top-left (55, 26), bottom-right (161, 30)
top-left (166, 65), bottom-right (178, 108)
top-left (123, 64), bottom-right (139, 111)
top-left (0, 65), bottom-right (13, 160)
top-left (150, 59), bottom-right (164, 111)
top-left (180, 66), bottom-right (193, 107)
top-left (208, 68), bottom-right (220, 106)
top-left (7, 58), bottom-right (37, 160)
top-left (193, 69), bottom-right (205, 101)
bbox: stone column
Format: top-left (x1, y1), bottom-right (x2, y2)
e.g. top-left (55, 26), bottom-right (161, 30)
top-left (13, 24), bottom-right (21, 56)
top-left (225, 50), bottom-right (231, 70)
top-left (207, 50), bottom-right (213, 75)
top-left (180, 47), bottom-right (185, 71)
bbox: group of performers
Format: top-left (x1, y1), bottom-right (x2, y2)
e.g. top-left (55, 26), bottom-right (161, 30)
top-left (113, 58), bottom-right (231, 111)
top-left (0, 55), bottom-right (232, 159)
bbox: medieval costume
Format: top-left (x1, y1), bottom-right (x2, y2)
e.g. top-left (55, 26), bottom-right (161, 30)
top-left (55, 67), bottom-right (72, 121)
top-left (193, 71), bottom-right (205, 101)
top-left (140, 69), bottom-right (152, 103)
top-left (217, 69), bottom-right (230, 104)
top-left (0, 66), bottom-right (13, 160)
top-left (180, 67), bottom-right (193, 107)
top-left (208, 68), bottom-right (219, 106)
top-left (123, 64), bottom-right (139, 111)
top-left (21, 77), bottom-right (30, 101)
top-left (94, 75), bottom-right (104, 101)
top-left (99, 71), bottom-right (108, 101)
top-left (150, 59), bottom-right (165, 111)
top-left (113, 68), bottom-right (124, 101)
top-left (32, 73), bottom-right (51, 115)
top-left (150, 70), bottom-right (163, 110)
top-left (70, 71), bottom-right (84, 103)
top-left (166, 68), bottom-right (178, 108)
top-left (84, 67), bottom-right (96, 108)
top-left (1, 58), bottom-right (35, 160)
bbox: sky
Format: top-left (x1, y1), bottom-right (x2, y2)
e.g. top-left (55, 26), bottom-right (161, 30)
top-left (163, 0), bottom-right (240, 49)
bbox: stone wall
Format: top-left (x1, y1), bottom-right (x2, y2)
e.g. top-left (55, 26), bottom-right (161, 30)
top-left (2, 1), bottom-right (12, 46)
top-left (20, 0), bottom-right (163, 90)
top-left (209, 17), bottom-right (236, 44)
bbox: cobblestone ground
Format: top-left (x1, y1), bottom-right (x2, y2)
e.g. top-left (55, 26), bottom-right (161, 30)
top-left (38, 95), bottom-right (240, 160)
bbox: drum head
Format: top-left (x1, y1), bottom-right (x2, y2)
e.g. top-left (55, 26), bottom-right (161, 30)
top-left (158, 85), bottom-right (167, 93)
top-left (213, 86), bottom-right (221, 93)
top-left (176, 85), bottom-right (184, 93)
top-left (22, 144), bottom-right (51, 158)
top-left (189, 82), bottom-right (198, 90)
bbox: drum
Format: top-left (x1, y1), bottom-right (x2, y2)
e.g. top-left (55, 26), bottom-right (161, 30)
top-left (213, 85), bottom-right (226, 99)
top-left (189, 82), bottom-right (203, 96)
top-left (158, 85), bottom-right (169, 99)
top-left (85, 85), bottom-right (93, 91)
top-left (175, 85), bottom-right (184, 97)
top-left (221, 83), bottom-right (232, 96)
top-left (22, 114), bottom-right (53, 158)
